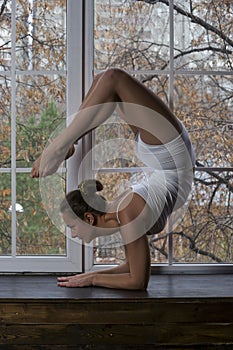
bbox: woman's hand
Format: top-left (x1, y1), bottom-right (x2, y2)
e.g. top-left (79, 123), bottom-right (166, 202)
top-left (57, 272), bottom-right (95, 288)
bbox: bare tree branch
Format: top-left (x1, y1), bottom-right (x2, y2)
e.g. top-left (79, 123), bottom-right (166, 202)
top-left (196, 161), bottom-right (233, 193)
top-left (174, 46), bottom-right (232, 58)
top-left (173, 230), bottom-right (223, 263)
top-left (0, 0), bottom-right (8, 17)
top-left (137, 0), bottom-right (233, 47)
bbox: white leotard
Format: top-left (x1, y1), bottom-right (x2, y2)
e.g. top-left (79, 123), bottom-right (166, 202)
top-left (116, 121), bottom-right (196, 234)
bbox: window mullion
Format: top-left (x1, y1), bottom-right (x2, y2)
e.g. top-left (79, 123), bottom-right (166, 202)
top-left (11, 0), bottom-right (17, 258)
top-left (15, 70), bottom-right (66, 75)
top-left (83, 0), bottom-right (95, 273)
top-left (169, 0), bottom-right (174, 110)
top-left (168, 0), bottom-right (175, 266)
top-left (65, 0), bottom-right (84, 272)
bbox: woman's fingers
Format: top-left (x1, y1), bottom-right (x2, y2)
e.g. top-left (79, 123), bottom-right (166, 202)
top-left (57, 274), bottom-right (94, 288)
top-left (57, 276), bottom-right (76, 287)
top-left (57, 276), bottom-right (73, 282)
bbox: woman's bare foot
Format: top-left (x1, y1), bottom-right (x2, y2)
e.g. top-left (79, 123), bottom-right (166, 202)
top-left (30, 144), bottom-right (75, 178)
top-left (30, 153), bottom-right (42, 178)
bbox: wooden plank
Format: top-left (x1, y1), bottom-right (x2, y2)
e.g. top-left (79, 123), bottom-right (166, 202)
top-left (0, 274), bottom-right (233, 300)
top-left (0, 323), bottom-right (233, 346)
top-left (1, 299), bottom-right (233, 324)
top-left (1, 275), bottom-right (233, 348)
top-left (1, 345), bottom-right (233, 350)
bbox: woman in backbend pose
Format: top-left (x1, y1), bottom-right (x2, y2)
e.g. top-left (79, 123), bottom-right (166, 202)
top-left (31, 68), bottom-right (195, 290)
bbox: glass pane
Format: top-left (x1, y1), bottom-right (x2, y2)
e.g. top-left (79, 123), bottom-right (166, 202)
top-left (16, 173), bottom-right (66, 255)
top-left (94, 0), bottom-right (169, 71)
top-left (93, 114), bottom-right (138, 170)
top-left (174, 0), bottom-right (233, 70)
top-left (16, 75), bottom-right (66, 168)
top-left (139, 74), bottom-right (169, 104)
top-left (174, 75), bottom-right (233, 167)
top-left (95, 171), bottom-right (146, 201)
top-left (16, 0), bottom-right (66, 70)
top-left (93, 74), bottom-right (169, 170)
top-left (0, 173), bottom-right (11, 255)
top-left (173, 170), bottom-right (233, 263)
top-left (0, 0), bottom-right (11, 71)
top-left (0, 76), bottom-right (11, 168)
top-left (92, 1), bottom-right (233, 267)
top-left (148, 232), bottom-right (168, 264)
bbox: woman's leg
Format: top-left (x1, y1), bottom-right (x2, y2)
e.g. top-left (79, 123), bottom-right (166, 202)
top-left (46, 68), bottom-right (181, 149)
top-left (80, 72), bottom-right (105, 105)
top-left (80, 69), bottom-right (166, 112)
top-left (76, 68), bottom-right (182, 144)
top-left (34, 69), bottom-right (182, 177)
top-left (30, 72), bottom-right (105, 178)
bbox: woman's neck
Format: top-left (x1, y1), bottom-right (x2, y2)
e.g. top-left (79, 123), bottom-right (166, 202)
top-left (97, 212), bottom-right (119, 230)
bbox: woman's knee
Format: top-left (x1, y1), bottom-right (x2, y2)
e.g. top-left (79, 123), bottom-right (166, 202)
top-left (102, 68), bottom-right (126, 84)
top-left (93, 71), bottom-right (105, 83)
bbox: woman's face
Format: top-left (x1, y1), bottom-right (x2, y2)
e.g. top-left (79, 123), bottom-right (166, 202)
top-left (62, 211), bottom-right (97, 244)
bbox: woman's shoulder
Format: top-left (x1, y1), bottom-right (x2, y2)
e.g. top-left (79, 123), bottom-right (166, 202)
top-left (117, 191), bottom-right (147, 224)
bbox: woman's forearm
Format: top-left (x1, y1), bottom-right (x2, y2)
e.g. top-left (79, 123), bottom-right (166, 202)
top-left (94, 262), bottom-right (130, 275)
top-left (92, 272), bottom-right (147, 290)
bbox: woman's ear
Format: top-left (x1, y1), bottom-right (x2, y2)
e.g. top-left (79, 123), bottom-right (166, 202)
top-left (84, 212), bottom-right (95, 225)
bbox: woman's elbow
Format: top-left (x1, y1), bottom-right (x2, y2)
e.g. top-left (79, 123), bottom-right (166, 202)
top-left (131, 277), bottom-right (149, 291)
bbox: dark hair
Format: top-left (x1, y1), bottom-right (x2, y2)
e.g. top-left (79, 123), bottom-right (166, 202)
top-left (60, 179), bottom-right (106, 224)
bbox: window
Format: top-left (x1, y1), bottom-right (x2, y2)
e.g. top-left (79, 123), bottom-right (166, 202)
top-left (1, 0), bottom-right (232, 274)
top-left (0, 0), bottom-right (83, 272)
top-left (88, 0), bottom-right (233, 271)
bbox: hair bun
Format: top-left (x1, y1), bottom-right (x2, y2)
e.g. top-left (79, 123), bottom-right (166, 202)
top-left (79, 179), bottom-right (103, 195)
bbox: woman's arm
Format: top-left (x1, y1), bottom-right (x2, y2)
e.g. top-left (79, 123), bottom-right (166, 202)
top-left (94, 261), bottom-right (130, 274)
top-left (58, 194), bottom-right (151, 290)
top-left (57, 236), bottom-right (150, 290)
top-left (92, 235), bottom-right (151, 290)
top-left (57, 261), bottom-right (130, 287)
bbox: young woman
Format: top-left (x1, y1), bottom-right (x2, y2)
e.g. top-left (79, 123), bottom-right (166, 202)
top-left (31, 68), bottom-right (196, 290)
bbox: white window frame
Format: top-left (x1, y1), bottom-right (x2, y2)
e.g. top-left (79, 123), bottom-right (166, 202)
top-left (2, 0), bottom-right (231, 274)
top-left (84, 0), bottom-right (233, 274)
top-left (0, 0), bottom-right (83, 272)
